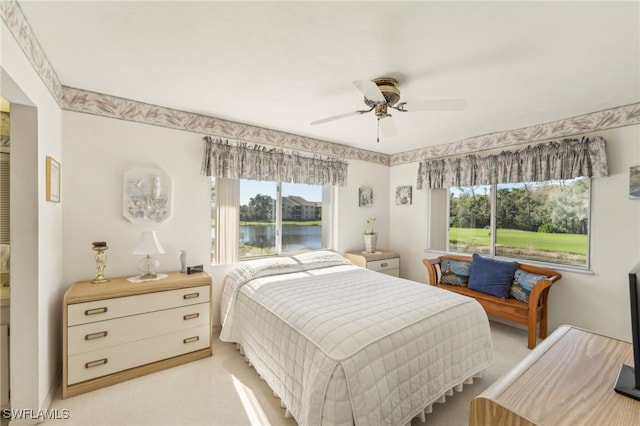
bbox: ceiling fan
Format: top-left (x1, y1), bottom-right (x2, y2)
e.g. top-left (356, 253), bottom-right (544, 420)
top-left (310, 77), bottom-right (468, 142)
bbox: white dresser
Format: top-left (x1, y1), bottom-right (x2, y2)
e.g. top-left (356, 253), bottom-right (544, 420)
top-left (62, 271), bottom-right (212, 398)
top-left (343, 249), bottom-right (400, 277)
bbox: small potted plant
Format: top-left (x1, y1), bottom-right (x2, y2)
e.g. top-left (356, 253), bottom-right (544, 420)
top-left (363, 216), bottom-right (378, 253)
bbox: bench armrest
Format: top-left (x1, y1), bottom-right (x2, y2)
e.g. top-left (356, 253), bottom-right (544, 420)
top-left (422, 258), bottom-right (440, 285)
top-left (528, 274), bottom-right (561, 309)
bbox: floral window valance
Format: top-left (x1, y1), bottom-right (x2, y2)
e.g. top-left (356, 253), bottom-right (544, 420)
top-left (201, 136), bottom-right (348, 186)
top-left (416, 136), bottom-right (609, 189)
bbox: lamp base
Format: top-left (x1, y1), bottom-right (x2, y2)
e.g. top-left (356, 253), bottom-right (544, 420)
top-left (127, 273), bottom-right (168, 283)
top-left (138, 272), bottom-right (157, 279)
top-left (137, 255), bottom-right (160, 278)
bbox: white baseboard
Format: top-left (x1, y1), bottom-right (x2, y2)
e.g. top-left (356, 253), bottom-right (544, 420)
top-left (7, 367), bottom-right (61, 426)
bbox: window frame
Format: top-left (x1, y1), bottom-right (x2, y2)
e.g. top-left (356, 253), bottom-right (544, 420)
top-left (212, 178), bottom-right (332, 263)
top-left (427, 178), bottom-right (592, 271)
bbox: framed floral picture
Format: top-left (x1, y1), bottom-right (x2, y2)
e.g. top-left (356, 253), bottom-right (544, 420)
top-left (395, 185), bottom-right (412, 205)
top-left (359, 187), bottom-right (373, 207)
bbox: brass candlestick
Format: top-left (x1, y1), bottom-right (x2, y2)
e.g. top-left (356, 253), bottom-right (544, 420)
top-left (91, 245), bottom-right (110, 284)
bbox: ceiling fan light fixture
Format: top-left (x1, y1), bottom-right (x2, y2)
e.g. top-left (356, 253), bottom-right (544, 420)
top-left (364, 77), bottom-right (401, 107)
top-left (310, 76), bottom-right (468, 143)
top-left (375, 104), bottom-right (391, 119)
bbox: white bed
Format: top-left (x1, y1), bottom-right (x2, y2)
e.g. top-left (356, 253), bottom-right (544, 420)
top-left (220, 250), bottom-right (493, 425)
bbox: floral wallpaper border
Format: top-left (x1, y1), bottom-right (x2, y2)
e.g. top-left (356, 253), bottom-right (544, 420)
top-left (0, 0), bottom-right (62, 102)
top-left (3, 0), bottom-right (640, 167)
top-left (60, 94), bottom-right (640, 168)
top-left (60, 86), bottom-right (390, 165)
top-left (390, 102), bottom-right (640, 165)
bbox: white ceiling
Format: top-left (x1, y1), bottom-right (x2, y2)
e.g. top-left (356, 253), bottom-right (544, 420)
top-left (18, 1), bottom-right (640, 155)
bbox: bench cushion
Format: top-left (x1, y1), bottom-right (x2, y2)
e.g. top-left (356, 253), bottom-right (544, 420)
top-left (468, 253), bottom-right (519, 298)
top-left (509, 268), bottom-right (549, 303)
top-left (440, 259), bottom-right (471, 286)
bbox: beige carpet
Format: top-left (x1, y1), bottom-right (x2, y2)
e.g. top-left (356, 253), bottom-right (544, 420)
top-left (42, 321), bottom-right (530, 426)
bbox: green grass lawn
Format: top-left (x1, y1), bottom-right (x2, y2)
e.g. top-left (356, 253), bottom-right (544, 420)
top-left (449, 228), bottom-right (587, 255)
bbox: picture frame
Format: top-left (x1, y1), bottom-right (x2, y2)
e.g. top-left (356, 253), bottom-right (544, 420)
top-left (46, 155), bottom-right (60, 202)
top-left (395, 185), bottom-right (412, 205)
top-left (359, 187), bottom-right (373, 207)
top-left (630, 165), bottom-right (640, 199)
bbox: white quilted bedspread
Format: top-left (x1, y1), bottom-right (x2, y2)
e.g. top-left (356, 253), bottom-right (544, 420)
top-left (220, 251), bottom-right (493, 425)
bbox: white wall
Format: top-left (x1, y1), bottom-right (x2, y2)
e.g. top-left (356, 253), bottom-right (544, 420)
top-left (390, 125), bottom-right (640, 341)
top-left (62, 112), bottom-right (391, 326)
top-left (61, 112), bottom-right (212, 285)
top-left (334, 159), bottom-right (390, 255)
top-left (1, 22), bottom-right (64, 417)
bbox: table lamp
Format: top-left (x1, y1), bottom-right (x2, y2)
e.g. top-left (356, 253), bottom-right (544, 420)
top-left (134, 231), bottom-right (165, 279)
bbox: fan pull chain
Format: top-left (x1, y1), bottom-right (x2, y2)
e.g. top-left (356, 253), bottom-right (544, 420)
top-left (376, 118), bottom-right (380, 143)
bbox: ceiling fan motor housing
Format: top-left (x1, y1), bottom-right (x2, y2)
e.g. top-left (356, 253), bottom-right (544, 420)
top-left (364, 77), bottom-right (401, 107)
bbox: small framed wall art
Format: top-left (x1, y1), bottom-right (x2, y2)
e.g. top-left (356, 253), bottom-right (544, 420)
top-left (359, 187), bottom-right (373, 207)
top-left (395, 185), bottom-right (412, 205)
top-left (46, 155), bottom-right (60, 202)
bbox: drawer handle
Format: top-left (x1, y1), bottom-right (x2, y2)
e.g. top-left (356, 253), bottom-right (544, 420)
top-left (183, 313), bottom-right (200, 320)
top-left (183, 292), bottom-right (200, 300)
top-left (183, 336), bottom-right (200, 344)
top-left (85, 307), bottom-right (108, 316)
top-left (85, 358), bottom-right (108, 369)
top-left (381, 262), bottom-right (388, 267)
top-left (85, 331), bottom-right (108, 340)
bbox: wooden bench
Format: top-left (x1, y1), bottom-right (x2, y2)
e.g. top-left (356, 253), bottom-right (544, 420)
top-left (423, 254), bottom-right (562, 349)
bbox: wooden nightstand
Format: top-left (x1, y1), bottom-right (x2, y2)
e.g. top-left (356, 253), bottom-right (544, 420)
top-left (344, 249), bottom-right (400, 277)
top-left (62, 271), bottom-right (212, 398)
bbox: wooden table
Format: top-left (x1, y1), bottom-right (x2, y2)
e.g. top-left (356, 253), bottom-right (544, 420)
top-left (470, 325), bottom-right (640, 425)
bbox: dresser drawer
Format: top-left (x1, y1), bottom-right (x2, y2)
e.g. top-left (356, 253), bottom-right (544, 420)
top-left (67, 324), bottom-right (211, 385)
top-left (68, 285), bottom-right (210, 326)
top-left (367, 257), bottom-right (399, 272)
top-left (67, 302), bottom-right (210, 355)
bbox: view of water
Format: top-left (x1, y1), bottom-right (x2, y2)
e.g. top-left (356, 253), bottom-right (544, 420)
top-left (240, 224), bottom-right (321, 251)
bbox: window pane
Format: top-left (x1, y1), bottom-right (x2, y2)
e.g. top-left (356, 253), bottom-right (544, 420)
top-left (449, 186), bottom-right (491, 254)
top-left (281, 182), bottom-right (323, 253)
top-left (495, 179), bottom-right (589, 266)
top-left (239, 180), bottom-right (277, 258)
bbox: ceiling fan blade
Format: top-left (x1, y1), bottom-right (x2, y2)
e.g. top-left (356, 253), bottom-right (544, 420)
top-left (310, 110), bottom-right (363, 125)
top-left (353, 79), bottom-right (386, 104)
top-left (402, 99), bottom-right (468, 111)
top-left (378, 116), bottom-right (397, 138)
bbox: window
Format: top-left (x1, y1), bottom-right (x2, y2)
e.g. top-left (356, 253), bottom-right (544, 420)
top-left (239, 180), bottom-right (323, 258)
top-left (211, 178), bottom-right (325, 261)
top-left (447, 178), bottom-right (590, 267)
top-left (239, 180), bottom-right (277, 257)
top-left (280, 182), bottom-right (323, 253)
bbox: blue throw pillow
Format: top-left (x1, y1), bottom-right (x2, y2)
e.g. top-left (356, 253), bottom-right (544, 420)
top-left (468, 253), bottom-right (519, 298)
top-left (509, 268), bottom-right (548, 303)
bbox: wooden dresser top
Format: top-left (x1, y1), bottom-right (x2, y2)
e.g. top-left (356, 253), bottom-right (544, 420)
top-left (64, 271), bottom-right (211, 304)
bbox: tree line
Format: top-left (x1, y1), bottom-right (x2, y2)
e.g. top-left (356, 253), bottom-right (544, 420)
top-left (240, 194), bottom-right (275, 222)
top-left (449, 179), bottom-right (589, 234)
